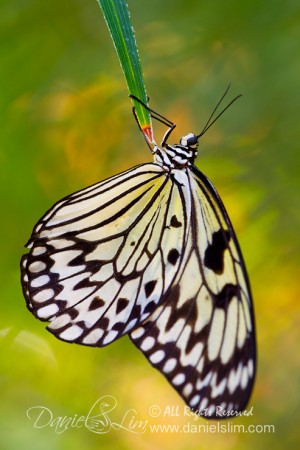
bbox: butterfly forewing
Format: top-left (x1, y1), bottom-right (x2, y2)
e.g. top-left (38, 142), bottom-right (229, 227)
top-left (21, 163), bottom-right (188, 346)
top-left (130, 166), bottom-right (255, 418)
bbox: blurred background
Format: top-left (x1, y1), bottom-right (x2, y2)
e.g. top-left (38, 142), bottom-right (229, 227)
top-left (1, 0), bottom-right (299, 449)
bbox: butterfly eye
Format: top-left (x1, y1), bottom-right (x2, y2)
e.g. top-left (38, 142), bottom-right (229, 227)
top-left (188, 136), bottom-right (198, 147)
top-left (180, 133), bottom-right (198, 147)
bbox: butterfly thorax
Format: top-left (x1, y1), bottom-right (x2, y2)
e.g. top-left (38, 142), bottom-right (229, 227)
top-left (153, 132), bottom-right (198, 170)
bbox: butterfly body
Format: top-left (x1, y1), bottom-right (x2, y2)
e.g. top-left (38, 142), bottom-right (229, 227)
top-left (153, 133), bottom-right (198, 169)
top-left (21, 100), bottom-right (255, 419)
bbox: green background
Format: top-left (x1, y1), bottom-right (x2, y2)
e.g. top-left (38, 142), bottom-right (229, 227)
top-left (1, 0), bottom-right (299, 449)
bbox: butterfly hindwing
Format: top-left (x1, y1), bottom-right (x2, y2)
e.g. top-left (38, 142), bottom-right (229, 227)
top-left (130, 165), bottom-right (255, 418)
top-left (21, 163), bottom-right (188, 346)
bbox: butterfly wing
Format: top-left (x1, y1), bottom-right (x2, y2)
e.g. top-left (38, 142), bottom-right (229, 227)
top-left (21, 163), bottom-right (188, 346)
top-left (130, 165), bottom-right (256, 418)
top-left (21, 159), bottom-right (255, 417)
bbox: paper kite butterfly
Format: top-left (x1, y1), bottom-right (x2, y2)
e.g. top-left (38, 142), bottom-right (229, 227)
top-left (21, 85), bottom-right (256, 419)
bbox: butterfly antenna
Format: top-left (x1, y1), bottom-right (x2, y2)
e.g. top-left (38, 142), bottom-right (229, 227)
top-left (197, 84), bottom-right (242, 138)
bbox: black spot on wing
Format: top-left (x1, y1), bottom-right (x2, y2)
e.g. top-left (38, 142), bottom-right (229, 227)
top-left (68, 308), bottom-right (79, 320)
top-left (204, 229), bottom-right (231, 274)
top-left (170, 215), bottom-right (182, 228)
top-left (111, 321), bottom-right (125, 331)
top-left (164, 284), bottom-right (181, 331)
top-left (214, 284), bottom-right (239, 307)
top-left (167, 249), bottom-right (180, 265)
top-left (89, 297), bottom-right (105, 311)
top-left (116, 297), bottom-right (129, 314)
top-left (74, 276), bottom-right (93, 290)
top-left (144, 280), bottom-right (157, 298)
top-left (144, 300), bottom-right (158, 315)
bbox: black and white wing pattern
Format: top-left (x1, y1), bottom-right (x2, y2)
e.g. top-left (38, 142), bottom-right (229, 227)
top-left (21, 132), bottom-right (255, 419)
top-left (130, 165), bottom-right (255, 418)
top-left (21, 164), bottom-right (188, 346)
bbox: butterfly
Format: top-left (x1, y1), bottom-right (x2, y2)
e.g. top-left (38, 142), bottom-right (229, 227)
top-left (21, 85), bottom-right (256, 419)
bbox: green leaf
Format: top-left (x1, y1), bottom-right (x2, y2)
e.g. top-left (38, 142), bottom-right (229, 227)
top-left (97, 0), bottom-right (153, 141)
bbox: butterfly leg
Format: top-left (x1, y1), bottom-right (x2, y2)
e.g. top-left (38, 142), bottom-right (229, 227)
top-left (130, 94), bottom-right (176, 146)
top-left (132, 105), bottom-right (154, 151)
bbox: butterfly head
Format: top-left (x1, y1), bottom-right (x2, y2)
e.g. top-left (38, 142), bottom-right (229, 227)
top-left (156, 132), bottom-right (199, 169)
top-left (179, 133), bottom-right (199, 149)
top-left (176, 132), bottom-right (199, 165)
